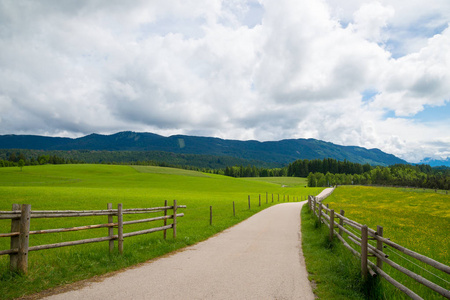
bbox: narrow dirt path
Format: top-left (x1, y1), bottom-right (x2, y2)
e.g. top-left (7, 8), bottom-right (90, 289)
top-left (45, 202), bottom-right (315, 300)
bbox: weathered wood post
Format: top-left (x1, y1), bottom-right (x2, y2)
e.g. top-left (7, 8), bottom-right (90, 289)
top-left (107, 203), bottom-right (114, 253)
top-left (118, 203), bottom-right (123, 255)
top-left (318, 203), bottom-right (322, 225)
top-left (377, 226), bottom-right (384, 269)
top-left (248, 195), bottom-right (251, 210)
top-left (173, 200), bottom-right (177, 239)
top-left (9, 204), bottom-right (20, 272)
top-left (329, 209), bottom-right (335, 241)
top-left (163, 200), bottom-right (168, 240)
top-left (259, 194), bottom-right (261, 207)
top-left (210, 206), bottom-right (213, 225)
top-left (18, 204), bottom-right (31, 274)
top-left (326, 204), bottom-right (329, 215)
top-left (339, 210), bottom-right (344, 236)
top-left (233, 201), bottom-right (235, 217)
top-left (272, 193), bottom-right (274, 203)
top-left (266, 192), bottom-right (268, 204)
top-left (361, 225), bottom-right (368, 278)
top-left (313, 198), bottom-right (316, 217)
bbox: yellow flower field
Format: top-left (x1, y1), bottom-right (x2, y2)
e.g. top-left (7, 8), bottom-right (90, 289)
top-left (323, 185), bottom-right (449, 299)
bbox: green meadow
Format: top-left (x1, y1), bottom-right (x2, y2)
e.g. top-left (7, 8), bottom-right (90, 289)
top-left (243, 176), bottom-right (309, 188)
top-left (0, 164), bottom-right (317, 299)
top-left (317, 186), bottom-right (450, 299)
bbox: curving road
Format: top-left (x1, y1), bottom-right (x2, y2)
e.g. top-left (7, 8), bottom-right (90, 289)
top-left (44, 201), bottom-right (319, 300)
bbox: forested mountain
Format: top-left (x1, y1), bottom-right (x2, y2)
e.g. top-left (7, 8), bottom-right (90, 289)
top-left (0, 131), bottom-right (406, 166)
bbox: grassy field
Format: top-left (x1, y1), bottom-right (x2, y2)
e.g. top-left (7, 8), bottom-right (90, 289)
top-left (243, 176), bottom-right (308, 187)
top-left (317, 185), bottom-right (450, 299)
top-left (0, 164), bottom-right (316, 299)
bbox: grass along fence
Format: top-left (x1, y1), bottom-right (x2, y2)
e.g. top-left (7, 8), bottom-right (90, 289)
top-left (0, 201), bottom-right (185, 274)
top-left (308, 195), bottom-right (450, 299)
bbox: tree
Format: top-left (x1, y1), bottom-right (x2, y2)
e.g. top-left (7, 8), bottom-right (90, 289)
top-left (18, 159), bottom-right (25, 171)
top-left (307, 172), bottom-right (317, 187)
top-left (9, 152), bottom-right (17, 162)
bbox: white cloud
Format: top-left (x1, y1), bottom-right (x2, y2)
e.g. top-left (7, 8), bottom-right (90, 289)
top-left (0, 0), bottom-right (449, 163)
top-left (371, 26), bottom-right (450, 116)
top-left (351, 2), bottom-right (394, 43)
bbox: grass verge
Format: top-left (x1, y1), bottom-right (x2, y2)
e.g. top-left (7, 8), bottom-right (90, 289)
top-left (301, 204), bottom-right (385, 299)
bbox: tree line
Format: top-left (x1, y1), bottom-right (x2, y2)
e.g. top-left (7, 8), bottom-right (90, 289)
top-left (0, 149), bottom-right (277, 170)
top-left (0, 150), bottom-right (226, 174)
top-left (307, 164), bottom-right (448, 190)
top-left (0, 152), bottom-right (81, 167)
top-left (223, 158), bottom-right (449, 190)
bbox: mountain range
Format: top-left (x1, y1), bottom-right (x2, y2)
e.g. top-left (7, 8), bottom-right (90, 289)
top-left (0, 131), bottom-right (407, 166)
top-left (418, 157), bottom-right (450, 167)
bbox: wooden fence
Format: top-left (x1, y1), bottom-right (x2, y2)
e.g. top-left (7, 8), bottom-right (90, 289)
top-left (0, 200), bottom-right (185, 274)
top-left (308, 195), bottom-right (450, 299)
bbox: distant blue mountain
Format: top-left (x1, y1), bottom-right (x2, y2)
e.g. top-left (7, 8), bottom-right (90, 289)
top-left (419, 157), bottom-right (450, 167)
top-left (0, 131), bottom-right (407, 166)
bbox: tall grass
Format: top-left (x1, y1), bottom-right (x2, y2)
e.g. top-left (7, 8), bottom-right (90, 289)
top-left (0, 165), bottom-right (316, 299)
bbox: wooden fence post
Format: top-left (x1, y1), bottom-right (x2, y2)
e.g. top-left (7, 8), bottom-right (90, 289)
top-left (233, 201), bottom-right (235, 217)
top-left (248, 195), bottom-right (251, 210)
top-left (329, 209), bottom-right (334, 241)
top-left (266, 192), bottom-right (268, 204)
top-left (18, 204), bottom-right (31, 274)
top-left (107, 203), bottom-right (114, 253)
top-left (377, 225), bottom-right (384, 269)
top-left (318, 203), bottom-right (322, 225)
top-left (272, 193), bottom-right (274, 203)
top-left (118, 203), bottom-right (123, 255)
top-left (339, 210), bottom-right (344, 236)
top-left (210, 206), bottom-right (213, 225)
top-left (361, 225), bottom-right (368, 278)
top-left (163, 200), bottom-right (168, 240)
top-left (173, 200), bottom-right (177, 239)
top-left (9, 204), bottom-right (20, 272)
top-left (313, 198), bottom-right (316, 217)
top-left (259, 194), bottom-right (261, 207)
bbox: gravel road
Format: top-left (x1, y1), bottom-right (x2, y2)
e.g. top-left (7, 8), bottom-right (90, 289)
top-left (44, 201), bottom-right (317, 300)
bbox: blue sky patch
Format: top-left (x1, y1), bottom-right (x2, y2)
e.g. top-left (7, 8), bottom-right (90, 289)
top-left (361, 89), bottom-right (379, 102)
top-left (414, 102), bottom-right (450, 123)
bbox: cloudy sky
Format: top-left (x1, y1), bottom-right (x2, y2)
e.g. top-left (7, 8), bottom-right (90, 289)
top-left (0, 0), bottom-right (449, 163)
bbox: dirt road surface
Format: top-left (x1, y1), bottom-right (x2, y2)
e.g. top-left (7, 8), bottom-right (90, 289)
top-left (44, 200), bottom-right (321, 300)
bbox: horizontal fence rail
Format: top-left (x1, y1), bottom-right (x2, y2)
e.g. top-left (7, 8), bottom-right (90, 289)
top-left (307, 195), bottom-right (450, 300)
top-left (0, 201), bottom-right (185, 274)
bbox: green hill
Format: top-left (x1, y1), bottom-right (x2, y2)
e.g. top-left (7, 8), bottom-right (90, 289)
top-left (0, 131), bottom-right (407, 166)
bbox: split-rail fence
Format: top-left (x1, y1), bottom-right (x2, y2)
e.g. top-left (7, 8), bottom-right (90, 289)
top-left (308, 195), bottom-right (450, 299)
top-left (0, 200), bottom-right (185, 274)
